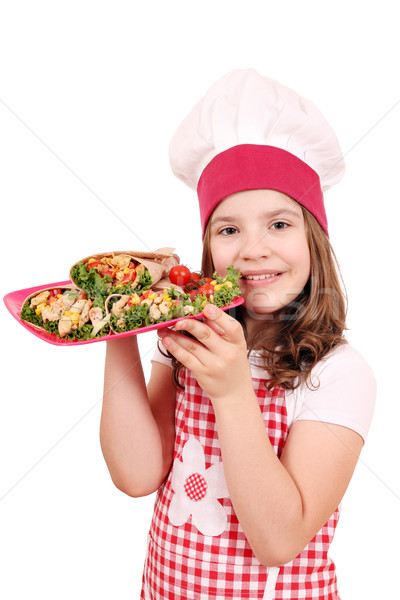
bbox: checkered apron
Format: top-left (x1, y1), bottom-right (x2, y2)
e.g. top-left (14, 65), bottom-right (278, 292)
top-left (141, 367), bottom-right (340, 599)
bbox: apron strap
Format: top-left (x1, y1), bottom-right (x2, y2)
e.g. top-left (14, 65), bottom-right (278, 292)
top-left (263, 566), bottom-right (280, 600)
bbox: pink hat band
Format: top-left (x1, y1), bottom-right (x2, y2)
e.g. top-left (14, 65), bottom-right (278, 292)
top-left (197, 144), bottom-right (328, 238)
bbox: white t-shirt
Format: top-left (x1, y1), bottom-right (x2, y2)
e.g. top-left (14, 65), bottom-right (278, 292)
top-left (151, 342), bottom-right (376, 442)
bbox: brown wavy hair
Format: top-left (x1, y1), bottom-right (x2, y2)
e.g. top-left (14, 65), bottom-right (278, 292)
top-left (162, 204), bottom-right (348, 392)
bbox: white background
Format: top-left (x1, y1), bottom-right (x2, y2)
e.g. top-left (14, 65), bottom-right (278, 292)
top-left (1, 1), bottom-right (399, 598)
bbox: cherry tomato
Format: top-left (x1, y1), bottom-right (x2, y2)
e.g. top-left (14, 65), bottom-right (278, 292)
top-left (184, 281), bottom-right (198, 292)
top-left (197, 283), bottom-right (214, 298)
top-left (183, 271), bottom-right (203, 292)
top-left (194, 276), bottom-right (213, 288)
top-left (169, 265), bottom-right (192, 286)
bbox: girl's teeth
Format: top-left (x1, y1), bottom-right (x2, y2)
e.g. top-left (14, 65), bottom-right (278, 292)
top-left (246, 273), bottom-right (278, 280)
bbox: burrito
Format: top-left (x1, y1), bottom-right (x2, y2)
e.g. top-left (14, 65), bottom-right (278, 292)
top-left (106, 266), bottom-right (242, 334)
top-left (20, 286), bottom-right (111, 340)
top-left (69, 247), bottom-right (180, 298)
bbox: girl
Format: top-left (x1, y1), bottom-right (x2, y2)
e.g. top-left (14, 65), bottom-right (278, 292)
top-left (100, 69), bottom-right (376, 599)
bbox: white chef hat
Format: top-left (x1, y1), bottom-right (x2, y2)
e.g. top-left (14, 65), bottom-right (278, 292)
top-left (169, 68), bottom-right (345, 237)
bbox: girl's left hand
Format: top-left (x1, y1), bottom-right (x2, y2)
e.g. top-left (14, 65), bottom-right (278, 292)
top-left (158, 304), bottom-right (253, 401)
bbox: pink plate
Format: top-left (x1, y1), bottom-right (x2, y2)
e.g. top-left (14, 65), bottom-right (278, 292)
top-left (3, 280), bottom-right (244, 347)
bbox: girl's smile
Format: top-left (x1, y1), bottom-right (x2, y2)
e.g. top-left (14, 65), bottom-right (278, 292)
top-left (240, 271), bottom-right (283, 286)
top-left (209, 189), bottom-right (311, 327)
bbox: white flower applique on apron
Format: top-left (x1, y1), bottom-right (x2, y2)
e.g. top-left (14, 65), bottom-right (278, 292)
top-left (168, 436), bottom-right (230, 536)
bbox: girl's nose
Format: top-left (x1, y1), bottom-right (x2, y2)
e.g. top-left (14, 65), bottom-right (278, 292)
top-left (239, 232), bottom-right (272, 261)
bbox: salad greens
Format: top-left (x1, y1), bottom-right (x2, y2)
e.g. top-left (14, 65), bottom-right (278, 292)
top-left (212, 266), bottom-right (242, 307)
top-left (70, 261), bottom-right (153, 297)
top-left (70, 262), bottom-right (113, 297)
top-left (109, 266), bottom-right (242, 334)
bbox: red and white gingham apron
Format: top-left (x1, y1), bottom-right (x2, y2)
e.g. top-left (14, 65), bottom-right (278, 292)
top-left (141, 367), bottom-right (340, 599)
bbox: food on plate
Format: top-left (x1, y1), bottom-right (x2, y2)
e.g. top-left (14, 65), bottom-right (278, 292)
top-left (11, 252), bottom-right (242, 345)
top-left (107, 266), bottom-right (242, 333)
top-left (20, 286), bottom-right (111, 340)
top-left (69, 248), bottom-right (180, 297)
top-left (165, 266), bottom-right (242, 304)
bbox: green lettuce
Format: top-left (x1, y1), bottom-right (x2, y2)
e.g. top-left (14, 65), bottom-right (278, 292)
top-left (20, 293), bottom-right (110, 340)
top-left (70, 263), bottom-right (113, 297)
top-left (212, 266), bottom-right (242, 307)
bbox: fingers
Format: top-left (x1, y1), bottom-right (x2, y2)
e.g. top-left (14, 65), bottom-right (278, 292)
top-left (201, 304), bottom-right (244, 343)
top-left (203, 317), bottom-right (225, 336)
top-left (158, 328), bottom-right (209, 369)
top-left (174, 317), bottom-right (217, 348)
top-left (157, 305), bottom-right (245, 370)
top-left (173, 305), bottom-right (243, 349)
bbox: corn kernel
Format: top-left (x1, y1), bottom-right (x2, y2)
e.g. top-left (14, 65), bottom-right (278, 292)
top-left (149, 292), bottom-right (158, 300)
top-left (224, 281), bottom-right (233, 288)
top-left (64, 311), bottom-right (72, 317)
top-left (35, 302), bottom-right (47, 316)
top-left (214, 284), bottom-right (222, 291)
top-left (210, 280), bottom-right (217, 286)
top-left (88, 258), bottom-right (96, 264)
top-left (57, 294), bottom-right (63, 298)
top-left (201, 300), bottom-right (208, 309)
top-left (123, 267), bottom-right (130, 275)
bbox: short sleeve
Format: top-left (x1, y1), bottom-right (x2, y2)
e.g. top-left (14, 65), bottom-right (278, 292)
top-left (151, 342), bottom-right (173, 368)
top-left (292, 344), bottom-right (376, 442)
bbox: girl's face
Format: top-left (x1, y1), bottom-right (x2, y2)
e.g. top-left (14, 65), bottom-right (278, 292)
top-left (209, 189), bottom-right (311, 328)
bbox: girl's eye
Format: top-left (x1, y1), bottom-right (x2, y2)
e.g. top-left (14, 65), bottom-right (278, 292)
top-left (218, 226), bottom-right (238, 236)
top-left (271, 221), bottom-right (288, 230)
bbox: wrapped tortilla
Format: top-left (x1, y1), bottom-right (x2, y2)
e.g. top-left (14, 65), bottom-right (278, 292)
top-left (20, 285), bottom-right (111, 340)
top-left (104, 266), bottom-right (242, 334)
top-left (69, 247), bottom-right (180, 297)
top-left (105, 288), bottom-right (197, 334)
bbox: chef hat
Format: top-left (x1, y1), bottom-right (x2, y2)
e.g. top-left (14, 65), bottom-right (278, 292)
top-left (169, 68), bottom-right (345, 237)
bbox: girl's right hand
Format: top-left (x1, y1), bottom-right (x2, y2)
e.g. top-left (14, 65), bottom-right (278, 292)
top-left (158, 303), bottom-right (253, 402)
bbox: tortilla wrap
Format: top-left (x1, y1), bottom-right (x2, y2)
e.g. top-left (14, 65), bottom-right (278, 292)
top-left (20, 284), bottom-right (80, 333)
top-left (69, 247), bottom-right (180, 290)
